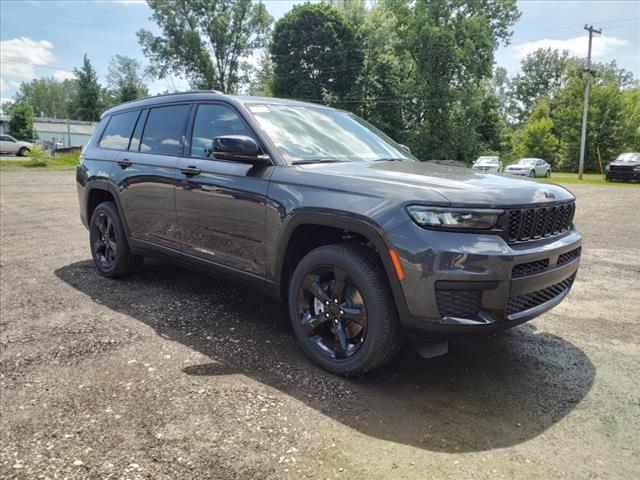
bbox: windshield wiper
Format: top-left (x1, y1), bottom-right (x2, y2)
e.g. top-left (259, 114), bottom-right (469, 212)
top-left (291, 159), bottom-right (345, 165)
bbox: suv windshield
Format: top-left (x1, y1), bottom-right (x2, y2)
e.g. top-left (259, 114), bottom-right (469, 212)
top-left (615, 153), bottom-right (640, 162)
top-left (247, 104), bottom-right (414, 164)
top-left (476, 156), bottom-right (499, 164)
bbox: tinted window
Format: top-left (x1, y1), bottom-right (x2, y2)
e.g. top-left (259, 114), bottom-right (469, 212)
top-left (191, 104), bottom-right (252, 158)
top-left (1, 135), bottom-right (14, 142)
top-left (99, 110), bottom-right (139, 150)
top-left (140, 104), bottom-right (190, 155)
top-left (129, 109), bottom-right (148, 151)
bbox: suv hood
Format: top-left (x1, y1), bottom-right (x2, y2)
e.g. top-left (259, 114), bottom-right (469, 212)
top-left (295, 160), bottom-right (574, 207)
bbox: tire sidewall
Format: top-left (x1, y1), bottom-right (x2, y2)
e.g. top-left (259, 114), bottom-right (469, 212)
top-left (89, 202), bottom-right (128, 276)
top-left (18, 147), bottom-right (29, 157)
top-left (288, 246), bottom-right (391, 374)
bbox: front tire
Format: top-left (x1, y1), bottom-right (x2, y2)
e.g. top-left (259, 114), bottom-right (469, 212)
top-left (89, 201), bottom-right (143, 277)
top-left (17, 147), bottom-right (30, 157)
top-left (529, 170), bottom-right (536, 178)
top-left (288, 244), bottom-right (403, 375)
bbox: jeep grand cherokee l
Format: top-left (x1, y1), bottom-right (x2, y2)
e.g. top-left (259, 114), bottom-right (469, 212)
top-left (76, 92), bottom-right (582, 375)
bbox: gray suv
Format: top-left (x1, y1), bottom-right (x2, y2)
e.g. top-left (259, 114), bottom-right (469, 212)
top-left (76, 92), bottom-right (582, 375)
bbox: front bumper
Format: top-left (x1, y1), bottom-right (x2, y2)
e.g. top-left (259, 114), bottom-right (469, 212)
top-left (386, 223), bottom-right (582, 339)
top-left (606, 170), bottom-right (640, 182)
top-left (505, 170), bottom-right (529, 176)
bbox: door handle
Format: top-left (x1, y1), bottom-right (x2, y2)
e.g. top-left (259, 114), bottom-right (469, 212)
top-left (180, 166), bottom-right (201, 176)
top-left (117, 159), bottom-right (132, 169)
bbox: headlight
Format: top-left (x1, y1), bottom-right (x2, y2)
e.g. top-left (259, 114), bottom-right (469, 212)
top-left (406, 206), bottom-right (504, 230)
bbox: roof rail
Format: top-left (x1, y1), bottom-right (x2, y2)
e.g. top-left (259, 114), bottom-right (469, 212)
top-left (115, 90), bottom-right (225, 107)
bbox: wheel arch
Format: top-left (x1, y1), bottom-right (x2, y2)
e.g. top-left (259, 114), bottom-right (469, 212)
top-left (273, 212), bottom-right (409, 319)
top-left (85, 182), bottom-right (131, 237)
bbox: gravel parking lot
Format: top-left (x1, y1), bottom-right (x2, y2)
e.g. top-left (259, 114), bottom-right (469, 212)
top-left (1, 170), bottom-right (639, 479)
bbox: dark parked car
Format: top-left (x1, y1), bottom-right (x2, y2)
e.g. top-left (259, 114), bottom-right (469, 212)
top-left (76, 92), bottom-right (582, 375)
top-left (605, 152), bottom-right (640, 182)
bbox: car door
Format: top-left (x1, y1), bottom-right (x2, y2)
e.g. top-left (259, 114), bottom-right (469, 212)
top-left (536, 160), bottom-right (546, 176)
top-left (0, 135), bottom-right (18, 154)
top-left (111, 104), bottom-right (190, 252)
top-left (175, 102), bottom-right (273, 281)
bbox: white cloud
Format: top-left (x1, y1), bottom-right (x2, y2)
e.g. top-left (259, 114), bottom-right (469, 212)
top-left (0, 37), bottom-right (56, 80)
top-left (52, 69), bottom-right (75, 81)
top-left (512, 35), bottom-right (629, 59)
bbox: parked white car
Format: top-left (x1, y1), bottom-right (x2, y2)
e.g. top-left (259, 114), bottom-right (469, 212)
top-left (0, 134), bottom-right (33, 156)
top-left (471, 156), bottom-right (502, 173)
top-left (505, 158), bottom-right (551, 178)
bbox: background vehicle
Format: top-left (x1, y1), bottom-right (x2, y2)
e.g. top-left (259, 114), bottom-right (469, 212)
top-left (76, 92), bottom-right (581, 376)
top-left (505, 158), bottom-right (551, 177)
top-left (471, 156), bottom-right (502, 173)
top-left (0, 134), bottom-right (33, 156)
top-left (605, 152), bottom-right (640, 182)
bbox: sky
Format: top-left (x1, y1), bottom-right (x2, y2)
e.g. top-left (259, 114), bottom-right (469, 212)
top-left (1, 0), bottom-right (639, 109)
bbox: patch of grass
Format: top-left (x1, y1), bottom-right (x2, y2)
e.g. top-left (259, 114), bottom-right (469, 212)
top-left (537, 172), bottom-right (638, 187)
top-left (0, 151), bottom-right (79, 171)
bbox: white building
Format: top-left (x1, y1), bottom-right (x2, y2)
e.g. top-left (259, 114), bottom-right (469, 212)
top-left (0, 115), bottom-right (97, 148)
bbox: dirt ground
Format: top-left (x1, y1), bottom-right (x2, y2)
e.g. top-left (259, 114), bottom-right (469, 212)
top-left (1, 170), bottom-right (639, 479)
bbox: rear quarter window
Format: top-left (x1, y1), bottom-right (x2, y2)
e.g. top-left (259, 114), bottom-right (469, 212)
top-left (99, 110), bottom-right (140, 150)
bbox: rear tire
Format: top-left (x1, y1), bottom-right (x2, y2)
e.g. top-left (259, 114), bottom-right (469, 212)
top-left (545, 170), bottom-right (551, 178)
top-left (288, 243), bottom-right (403, 376)
top-left (89, 201), bottom-right (143, 278)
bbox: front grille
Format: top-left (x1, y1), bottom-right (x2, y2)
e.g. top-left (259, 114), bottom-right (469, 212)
top-left (609, 164), bottom-right (634, 172)
top-left (436, 289), bottom-right (482, 318)
top-left (512, 259), bottom-right (550, 278)
top-left (507, 202), bottom-right (575, 243)
top-left (557, 247), bottom-right (581, 266)
top-left (507, 274), bottom-right (576, 315)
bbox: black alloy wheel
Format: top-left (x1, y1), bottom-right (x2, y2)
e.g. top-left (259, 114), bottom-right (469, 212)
top-left (288, 244), bottom-right (403, 375)
top-left (89, 201), bottom-right (143, 277)
top-left (92, 212), bottom-right (117, 270)
top-left (297, 265), bottom-right (367, 360)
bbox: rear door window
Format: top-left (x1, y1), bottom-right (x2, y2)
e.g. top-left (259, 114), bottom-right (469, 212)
top-left (140, 104), bottom-right (190, 155)
top-left (99, 110), bottom-right (139, 150)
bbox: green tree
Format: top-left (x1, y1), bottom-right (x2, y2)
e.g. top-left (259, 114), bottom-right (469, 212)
top-left (138, 0), bottom-right (272, 93)
top-left (13, 77), bottom-right (77, 118)
top-left (270, 3), bottom-right (363, 103)
top-left (387, 0), bottom-right (520, 162)
top-left (246, 50), bottom-right (273, 96)
top-left (511, 48), bottom-right (570, 122)
top-left (73, 54), bottom-right (102, 121)
top-left (106, 55), bottom-right (149, 103)
top-left (621, 87), bottom-right (640, 150)
top-left (513, 100), bottom-right (558, 163)
top-left (351, 3), bottom-right (411, 139)
top-left (8, 102), bottom-right (37, 140)
top-left (554, 76), bottom-right (626, 172)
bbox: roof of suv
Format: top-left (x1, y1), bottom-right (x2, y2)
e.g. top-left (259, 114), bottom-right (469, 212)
top-left (101, 91), bottom-right (331, 118)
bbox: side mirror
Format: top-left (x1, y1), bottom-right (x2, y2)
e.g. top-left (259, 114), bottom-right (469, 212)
top-left (399, 144), bottom-right (411, 155)
top-left (212, 135), bottom-right (270, 165)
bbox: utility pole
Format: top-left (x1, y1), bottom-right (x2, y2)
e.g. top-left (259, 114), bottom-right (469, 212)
top-left (578, 24), bottom-right (601, 180)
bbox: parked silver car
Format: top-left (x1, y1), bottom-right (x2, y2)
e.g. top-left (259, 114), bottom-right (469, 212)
top-left (505, 158), bottom-right (551, 178)
top-left (0, 134), bottom-right (33, 156)
top-left (471, 156), bottom-right (502, 173)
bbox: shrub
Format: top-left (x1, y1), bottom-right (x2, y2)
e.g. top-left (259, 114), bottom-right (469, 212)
top-left (25, 146), bottom-right (50, 168)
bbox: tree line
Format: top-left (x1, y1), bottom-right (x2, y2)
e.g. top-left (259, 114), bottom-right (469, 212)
top-left (7, 0), bottom-right (638, 171)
